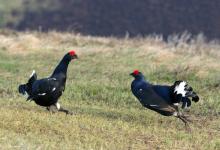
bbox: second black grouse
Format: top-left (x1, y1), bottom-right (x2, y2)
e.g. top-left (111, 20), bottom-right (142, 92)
top-left (130, 70), bottom-right (199, 128)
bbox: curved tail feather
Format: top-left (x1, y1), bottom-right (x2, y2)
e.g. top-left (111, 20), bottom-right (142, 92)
top-left (192, 94), bottom-right (199, 102)
top-left (18, 84), bottom-right (26, 95)
top-left (172, 80), bottom-right (199, 109)
top-left (28, 70), bottom-right (37, 85)
top-left (18, 70), bottom-right (37, 100)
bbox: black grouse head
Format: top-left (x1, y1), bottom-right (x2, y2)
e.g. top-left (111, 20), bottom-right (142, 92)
top-left (130, 70), bottom-right (143, 79)
top-left (64, 50), bottom-right (78, 61)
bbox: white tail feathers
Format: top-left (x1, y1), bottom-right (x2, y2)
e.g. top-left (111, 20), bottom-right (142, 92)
top-left (30, 70), bottom-right (36, 78)
top-left (174, 81), bottom-right (187, 97)
top-left (55, 103), bottom-right (61, 110)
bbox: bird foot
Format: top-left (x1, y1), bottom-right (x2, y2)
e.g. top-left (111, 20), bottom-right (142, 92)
top-left (46, 105), bottom-right (58, 113)
top-left (182, 115), bottom-right (193, 123)
top-left (47, 104), bottom-right (74, 115)
top-left (65, 111), bottom-right (74, 115)
top-left (177, 114), bottom-right (192, 133)
top-left (59, 107), bottom-right (74, 115)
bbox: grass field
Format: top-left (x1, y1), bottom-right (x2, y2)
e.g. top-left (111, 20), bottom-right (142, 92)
top-left (0, 30), bottom-right (220, 149)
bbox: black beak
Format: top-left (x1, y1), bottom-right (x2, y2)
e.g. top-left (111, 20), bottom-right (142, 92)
top-left (129, 73), bottom-right (133, 76)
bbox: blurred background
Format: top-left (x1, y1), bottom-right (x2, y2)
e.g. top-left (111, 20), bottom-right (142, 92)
top-left (1, 0), bottom-right (220, 40)
top-left (0, 1), bottom-right (220, 149)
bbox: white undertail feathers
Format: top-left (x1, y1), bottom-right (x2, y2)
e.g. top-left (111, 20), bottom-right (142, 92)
top-left (174, 81), bottom-right (187, 97)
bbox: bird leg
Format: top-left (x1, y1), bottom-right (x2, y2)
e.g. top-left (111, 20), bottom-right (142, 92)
top-left (59, 107), bottom-right (74, 115)
top-left (174, 107), bottom-right (192, 132)
top-left (181, 114), bottom-right (192, 123)
top-left (55, 103), bottom-right (74, 115)
top-left (46, 103), bottom-right (73, 115)
top-left (46, 105), bottom-right (58, 113)
top-left (177, 114), bottom-right (192, 132)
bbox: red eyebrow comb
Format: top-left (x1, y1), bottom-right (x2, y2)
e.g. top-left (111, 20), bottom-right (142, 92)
top-left (133, 70), bottom-right (139, 75)
top-left (69, 50), bottom-right (76, 56)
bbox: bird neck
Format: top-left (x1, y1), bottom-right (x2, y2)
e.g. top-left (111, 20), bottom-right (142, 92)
top-left (135, 75), bottom-right (145, 81)
top-left (51, 56), bottom-right (71, 78)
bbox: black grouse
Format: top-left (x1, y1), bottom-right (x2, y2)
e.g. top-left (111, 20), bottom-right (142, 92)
top-left (18, 50), bottom-right (78, 114)
top-left (130, 70), bottom-right (199, 128)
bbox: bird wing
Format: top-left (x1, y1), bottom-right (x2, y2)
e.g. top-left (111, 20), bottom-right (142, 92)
top-left (30, 78), bottom-right (60, 99)
top-left (152, 85), bottom-right (172, 103)
top-left (136, 85), bottom-right (177, 114)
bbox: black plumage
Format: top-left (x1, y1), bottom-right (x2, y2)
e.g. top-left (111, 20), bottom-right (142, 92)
top-left (130, 70), bottom-right (199, 129)
top-left (18, 50), bottom-right (78, 114)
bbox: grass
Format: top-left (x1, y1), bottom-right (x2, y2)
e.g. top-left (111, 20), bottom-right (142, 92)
top-left (0, 30), bottom-right (220, 149)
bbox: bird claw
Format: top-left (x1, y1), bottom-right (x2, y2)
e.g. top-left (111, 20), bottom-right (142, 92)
top-left (182, 115), bottom-right (193, 123)
top-left (59, 106), bottom-right (74, 115)
top-left (66, 111), bottom-right (74, 115)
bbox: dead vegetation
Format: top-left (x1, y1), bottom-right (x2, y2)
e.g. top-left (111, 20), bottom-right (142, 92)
top-left (0, 30), bottom-right (219, 149)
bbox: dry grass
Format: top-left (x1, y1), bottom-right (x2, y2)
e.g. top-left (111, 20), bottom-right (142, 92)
top-left (0, 30), bottom-right (219, 149)
top-left (0, 30), bottom-right (219, 55)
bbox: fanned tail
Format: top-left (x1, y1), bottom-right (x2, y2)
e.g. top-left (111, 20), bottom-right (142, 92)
top-left (172, 80), bottom-right (199, 109)
top-left (18, 84), bottom-right (27, 95)
top-left (184, 84), bottom-right (200, 102)
top-left (18, 70), bottom-right (37, 100)
top-left (28, 70), bottom-right (37, 84)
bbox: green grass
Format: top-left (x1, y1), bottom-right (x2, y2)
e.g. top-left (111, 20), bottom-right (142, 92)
top-left (0, 32), bottom-right (220, 149)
